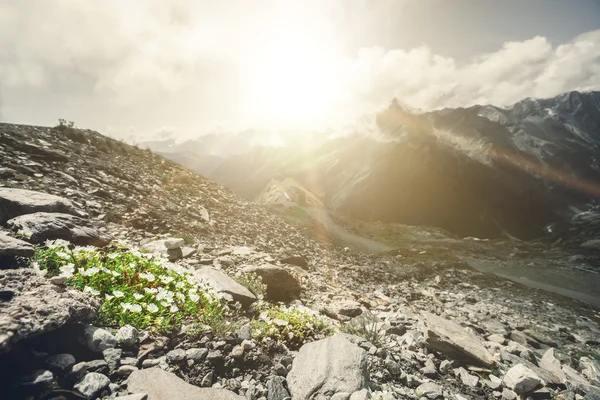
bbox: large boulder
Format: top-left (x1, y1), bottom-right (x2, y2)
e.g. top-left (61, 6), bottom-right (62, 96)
top-left (0, 232), bottom-right (34, 268)
top-left (0, 269), bottom-right (100, 354)
top-left (242, 263), bottom-right (301, 301)
top-left (287, 334), bottom-right (369, 400)
top-left (127, 368), bottom-right (243, 400)
top-left (538, 348), bottom-right (566, 384)
top-left (7, 212), bottom-right (109, 246)
top-left (193, 267), bottom-right (256, 306)
top-left (0, 188), bottom-right (79, 224)
top-left (421, 312), bottom-right (494, 367)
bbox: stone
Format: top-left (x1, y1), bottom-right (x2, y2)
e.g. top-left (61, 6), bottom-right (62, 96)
top-left (0, 232), bottom-right (34, 258)
top-left (350, 390), bottom-right (372, 400)
top-left (420, 358), bottom-right (437, 377)
top-left (331, 299), bottom-right (363, 318)
top-left (194, 267), bottom-right (256, 307)
top-left (274, 363), bottom-right (288, 377)
top-left (422, 312), bottom-right (494, 367)
top-left (168, 248), bottom-right (183, 261)
top-left (580, 357), bottom-right (600, 384)
top-left (487, 374), bottom-right (502, 390)
top-left (439, 360), bottom-right (453, 374)
top-left (103, 347), bottom-right (122, 371)
top-left (115, 325), bottom-right (139, 348)
top-left (207, 350), bottom-right (223, 363)
top-left (331, 393), bottom-right (351, 400)
top-left (457, 367), bottom-right (479, 387)
top-left (287, 334), bottom-right (368, 400)
top-left (116, 365), bottom-right (138, 376)
top-left (266, 375), bottom-right (290, 400)
top-left (164, 237), bottom-right (185, 249)
top-left (503, 364), bottom-right (542, 394)
top-left (502, 389), bottom-right (518, 400)
top-left (201, 371), bottom-right (214, 387)
top-left (80, 325), bottom-right (117, 353)
top-left (140, 239), bottom-right (169, 255)
top-left (7, 212), bottom-right (109, 246)
top-left (237, 324), bottom-right (252, 340)
top-left (73, 372), bottom-right (111, 399)
top-left (415, 382), bottom-right (443, 399)
top-left (538, 348), bottom-right (566, 384)
top-left (127, 368), bottom-right (244, 399)
top-left (114, 395), bottom-right (148, 400)
top-left (18, 369), bottom-right (54, 388)
top-left (0, 269), bottom-right (100, 354)
top-left (0, 188), bottom-right (79, 224)
top-left (167, 348), bottom-right (186, 363)
top-left (280, 255), bottom-right (309, 270)
top-left (487, 334), bottom-right (506, 344)
top-left (45, 353), bottom-right (76, 371)
top-left (186, 348), bottom-right (208, 362)
top-left (242, 263), bottom-right (301, 301)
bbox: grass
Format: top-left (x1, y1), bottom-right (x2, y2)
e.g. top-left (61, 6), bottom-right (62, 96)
top-left (234, 272), bottom-right (267, 299)
top-left (35, 240), bottom-right (228, 332)
top-left (340, 319), bottom-right (386, 348)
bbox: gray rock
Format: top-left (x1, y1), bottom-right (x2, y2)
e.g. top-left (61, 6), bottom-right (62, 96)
top-left (538, 348), bottom-right (566, 384)
top-left (287, 334), bottom-right (369, 400)
top-left (103, 347), bottom-right (122, 371)
top-left (274, 363), bottom-right (288, 377)
top-left (167, 348), bottom-right (186, 363)
top-left (439, 360), bottom-right (453, 374)
top-left (420, 358), bottom-right (437, 378)
top-left (45, 353), bottom-right (76, 371)
top-left (73, 372), bottom-right (110, 399)
top-left (502, 389), bottom-right (518, 400)
top-left (7, 212), bottom-right (109, 246)
top-left (164, 238), bottom-right (185, 249)
top-left (503, 364), bottom-right (542, 394)
top-left (114, 395), bottom-right (148, 400)
top-left (115, 325), bottom-right (139, 348)
top-left (267, 375), bottom-right (290, 400)
top-left (186, 348), bottom-right (208, 362)
top-left (140, 239), bottom-right (169, 255)
top-left (18, 369), bottom-right (54, 388)
top-left (415, 382), bottom-right (443, 399)
top-left (0, 188), bottom-right (79, 224)
top-left (207, 350), bottom-right (223, 363)
top-left (280, 255), bottom-right (309, 270)
top-left (457, 367), bottom-right (479, 388)
top-left (80, 325), bottom-right (117, 353)
top-left (127, 368), bottom-right (244, 399)
top-left (331, 393), bottom-right (351, 400)
top-left (580, 357), bottom-right (600, 384)
top-left (422, 312), bottom-right (494, 367)
top-left (0, 232), bottom-right (34, 257)
top-left (116, 365), bottom-right (138, 376)
top-left (201, 371), bottom-right (214, 387)
top-left (349, 390), bottom-right (372, 400)
top-left (168, 247), bottom-right (183, 261)
top-left (242, 263), bottom-right (301, 301)
top-left (194, 267), bottom-right (256, 307)
top-left (237, 324), bottom-right (252, 340)
top-left (0, 269), bottom-right (100, 354)
top-left (385, 359), bottom-right (402, 376)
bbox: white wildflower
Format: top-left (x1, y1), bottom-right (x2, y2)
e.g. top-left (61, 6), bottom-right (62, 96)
top-left (161, 301), bottom-right (170, 307)
top-left (107, 253), bottom-right (119, 259)
top-left (131, 304), bottom-right (142, 313)
top-left (56, 251), bottom-right (70, 259)
top-left (176, 292), bottom-right (186, 301)
top-left (121, 302), bottom-right (133, 311)
top-left (170, 304), bottom-right (179, 313)
top-left (146, 303), bottom-right (159, 313)
top-left (176, 281), bottom-right (185, 289)
top-left (113, 290), bottom-right (125, 298)
top-left (83, 286), bottom-right (100, 296)
top-left (189, 293), bottom-right (200, 302)
top-left (159, 275), bottom-right (174, 284)
top-left (133, 293), bottom-right (144, 300)
top-left (111, 270), bottom-right (120, 277)
top-left (139, 272), bottom-right (155, 282)
top-left (144, 287), bottom-right (158, 294)
top-left (105, 294), bottom-right (114, 300)
top-left (59, 263), bottom-right (75, 278)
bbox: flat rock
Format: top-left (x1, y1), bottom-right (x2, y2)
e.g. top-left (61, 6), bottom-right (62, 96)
top-left (287, 334), bottom-right (368, 400)
top-left (194, 267), bottom-right (256, 307)
top-left (538, 348), bottom-right (566, 384)
top-left (0, 188), bottom-right (79, 224)
top-left (0, 269), bottom-right (100, 354)
top-left (74, 372), bottom-right (110, 399)
top-left (7, 212), bottom-right (109, 246)
top-left (127, 368), bottom-right (244, 400)
top-left (422, 312), bottom-right (494, 367)
top-left (0, 232), bottom-right (34, 257)
top-left (503, 364), bottom-right (542, 395)
top-left (242, 263), bottom-right (301, 301)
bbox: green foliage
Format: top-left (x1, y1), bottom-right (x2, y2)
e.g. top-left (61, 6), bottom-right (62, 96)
top-left (340, 319), bottom-right (385, 348)
top-left (250, 302), bottom-right (332, 349)
top-left (54, 119), bottom-right (87, 144)
top-left (35, 240), bottom-right (228, 332)
top-left (57, 118), bottom-right (75, 129)
top-left (234, 272), bottom-right (267, 300)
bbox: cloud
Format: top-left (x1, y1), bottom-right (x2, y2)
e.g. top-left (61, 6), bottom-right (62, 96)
top-left (0, 0), bottom-right (600, 136)
top-left (349, 31), bottom-right (600, 111)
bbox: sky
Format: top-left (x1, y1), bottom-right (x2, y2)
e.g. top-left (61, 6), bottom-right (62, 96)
top-left (1, 0), bottom-right (600, 141)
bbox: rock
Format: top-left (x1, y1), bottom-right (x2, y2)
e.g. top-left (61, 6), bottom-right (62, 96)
top-left (18, 369), bottom-right (54, 388)
top-left (115, 325), bottom-right (139, 348)
top-left (287, 334), bottom-right (368, 400)
top-left (580, 357), bottom-right (600, 384)
top-left (266, 375), bottom-right (290, 400)
top-left (487, 334), bottom-right (506, 344)
top-left (140, 239), bottom-right (169, 255)
top-left (415, 382), bottom-right (443, 399)
top-left (0, 232), bottom-right (34, 258)
top-left (237, 324), bottom-right (252, 340)
top-left (207, 350), bottom-right (223, 363)
top-left (487, 374), bottom-right (502, 390)
top-left (274, 363), bottom-right (288, 377)
top-left (45, 353), bottom-right (76, 371)
top-left (116, 365), bottom-right (138, 376)
top-left (439, 360), bottom-right (453, 374)
top-left (503, 364), bottom-right (542, 395)
top-left (0, 269), bottom-right (100, 354)
top-left (330, 299), bottom-right (363, 318)
top-left (350, 390), bottom-right (372, 400)
top-left (168, 247), bottom-right (183, 261)
top-left (242, 263), bottom-right (301, 301)
top-left (0, 188), bottom-right (79, 224)
top-left (194, 267), bottom-right (256, 307)
top-left (7, 212), bottom-right (109, 246)
top-left (103, 347), bottom-right (122, 371)
top-left (420, 358), bottom-right (437, 378)
top-left (114, 395), bottom-right (148, 400)
top-left (331, 393), bottom-right (351, 400)
top-left (73, 372), bottom-right (110, 399)
top-left (167, 348), bottom-right (186, 363)
top-left (127, 368), bottom-right (244, 399)
top-left (280, 255), bottom-right (309, 270)
top-left (502, 389), bottom-right (518, 400)
top-left (164, 238), bottom-right (185, 249)
top-left (457, 367), bottom-right (479, 387)
top-left (538, 348), bottom-right (566, 384)
top-left (79, 325), bottom-right (117, 353)
top-left (422, 312), bottom-right (494, 367)
top-left (201, 371), bottom-right (214, 387)
top-left (186, 347), bottom-right (208, 362)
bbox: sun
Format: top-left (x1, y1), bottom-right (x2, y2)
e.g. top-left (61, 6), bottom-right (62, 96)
top-left (242, 14), bottom-right (344, 129)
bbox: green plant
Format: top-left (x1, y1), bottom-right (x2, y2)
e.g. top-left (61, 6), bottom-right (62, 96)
top-left (35, 240), bottom-right (228, 332)
top-left (340, 319), bottom-right (385, 348)
top-left (250, 302), bottom-right (332, 349)
top-left (234, 272), bottom-right (267, 300)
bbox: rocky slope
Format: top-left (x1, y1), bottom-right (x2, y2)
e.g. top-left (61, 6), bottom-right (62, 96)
top-left (0, 122), bottom-right (600, 400)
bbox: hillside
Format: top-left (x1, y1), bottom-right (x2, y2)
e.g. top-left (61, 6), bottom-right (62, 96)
top-left (1, 122), bottom-right (600, 399)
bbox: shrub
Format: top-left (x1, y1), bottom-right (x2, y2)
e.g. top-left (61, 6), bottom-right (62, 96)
top-left (234, 272), bottom-right (267, 299)
top-left (35, 240), bottom-right (228, 332)
top-left (250, 302), bottom-right (332, 349)
top-left (340, 319), bottom-right (385, 348)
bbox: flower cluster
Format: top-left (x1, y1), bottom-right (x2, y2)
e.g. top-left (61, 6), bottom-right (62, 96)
top-left (250, 302), bottom-right (332, 349)
top-left (35, 240), bottom-right (227, 331)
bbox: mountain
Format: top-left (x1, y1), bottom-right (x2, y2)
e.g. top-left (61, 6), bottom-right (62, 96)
top-left (160, 91), bottom-right (600, 245)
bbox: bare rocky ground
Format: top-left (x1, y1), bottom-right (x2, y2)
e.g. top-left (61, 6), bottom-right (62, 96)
top-left (0, 122), bottom-right (600, 400)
